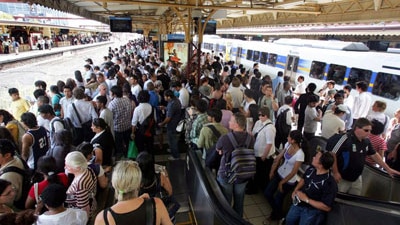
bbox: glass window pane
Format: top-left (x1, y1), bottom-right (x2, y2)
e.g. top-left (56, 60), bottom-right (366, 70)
top-left (309, 61), bottom-right (326, 80)
top-left (246, 49), bottom-right (253, 60)
top-left (253, 51), bottom-right (260, 62)
top-left (327, 64), bottom-right (347, 85)
top-left (372, 72), bottom-right (400, 100)
top-left (287, 57), bottom-right (293, 70)
top-left (260, 52), bottom-right (268, 64)
top-left (348, 68), bottom-right (372, 89)
top-left (268, 53), bottom-right (277, 66)
top-left (293, 57), bottom-right (299, 72)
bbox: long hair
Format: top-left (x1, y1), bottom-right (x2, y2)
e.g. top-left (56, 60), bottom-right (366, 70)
top-left (136, 151), bottom-right (156, 188)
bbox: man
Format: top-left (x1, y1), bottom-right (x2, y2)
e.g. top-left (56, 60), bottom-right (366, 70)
top-left (95, 95), bottom-right (114, 137)
top-left (215, 112), bottom-right (255, 217)
top-left (108, 85), bottom-right (133, 158)
top-left (65, 88), bottom-right (98, 145)
top-left (92, 73), bottom-right (109, 97)
top-left (93, 83), bottom-right (111, 107)
top-left (0, 139), bottom-right (25, 206)
top-left (189, 99), bottom-right (209, 149)
top-left (251, 107), bottom-right (276, 191)
top-left (158, 90), bottom-right (181, 160)
top-left (303, 95), bottom-right (322, 141)
top-left (352, 81), bottom-right (372, 124)
top-left (59, 85), bottom-right (74, 119)
top-left (8, 88), bottom-right (30, 121)
top-left (38, 105), bottom-right (64, 147)
top-left (128, 75), bottom-right (142, 100)
top-left (294, 83), bottom-right (318, 132)
top-left (285, 151), bottom-right (338, 225)
top-left (326, 118), bottom-right (400, 195)
top-left (258, 83), bottom-right (279, 122)
top-left (325, 93), bottom-right (353, 131)
top-left (20, 112), bottom-right (49, 171)
top-left (321, 104), bottom-right (347, 139)
top-left (272, 71), bottom-right (284, 96)
top-left (197, 108), bottom-right (228, 157)
top-left (277, 81), bottom-right (293, 107)
top-left (227, 77), bottom-right (244, 113)
top-left (275, 96), bottom-right (294, 149)
top-left (171, 81), bottom-right (189, 115)
top-left (294, 76), bottom-right (306, 98)
top-left (131, 90), bottom-right (154, 154)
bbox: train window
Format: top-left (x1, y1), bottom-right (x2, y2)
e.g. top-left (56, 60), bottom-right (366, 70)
top-left (221, 45), bottom-right (226, 53)
top-left (253, 51), bottom-right (260, 62)
top-left (327, 64), bottom-right (347, 85)
top-left (260, 52), bottom-right (268, 64)
top-left (348, 68), bottom-right (372, 89)
top-left (246, 49), bottom-right (253, 60)
top-left (268, 53), bottom-right (277, 66)
top-left (372, 72), bottom-right (400, 100)
top-left (293, 57), bottom-right (299, 72)
top-left (309, 61), bottom-right (326, 80)
top-left (287, 57), bottom-right (293, 70)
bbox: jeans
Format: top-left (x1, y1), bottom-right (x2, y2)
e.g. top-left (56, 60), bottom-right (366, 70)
top-left (286, 204), bottom-right (325, 225)
top-left (217, 176), bottom-right (248, 217)
top-left (167, 129), bottom-right (180, 158)
top-left (264, 174), bottom-right (296, 219)
top-left (114, 129), bottom-right (131, 157)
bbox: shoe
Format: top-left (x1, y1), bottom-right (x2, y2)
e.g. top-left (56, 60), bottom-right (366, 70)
top-left (168, 156), bottom-right (179, 161)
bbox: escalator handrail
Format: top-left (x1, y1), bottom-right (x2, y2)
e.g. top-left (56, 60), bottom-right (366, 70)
top-left (187, 150), bottom-right (252, 225)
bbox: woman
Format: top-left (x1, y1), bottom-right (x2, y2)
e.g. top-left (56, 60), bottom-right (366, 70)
top-left (90, 118), bottom-right (114, 166)
top-left (0, 110), bottom-right (23, 149)
top-left (46, 129), bottom-right (75, 173)
top-left (0, 127), bottom-right (17, 147)
top-left (49, 85), bottom-right (63, 117)
top-left (0, 179), bottom-right (16, 214)
top-left (74, 70), bottom-right (85, 88)
top-left (137, 152), bottom-right (178, 220)
top-left (36, 184), bottom-right (88, 225)
top-left (65, 151), bottom-right (97, 219)
top-left (94, 160), bottom-right (172, 225)
top-left (264, 130), bottom-right (306, 224)
top-left (25, 156), bottom-right (68, 209)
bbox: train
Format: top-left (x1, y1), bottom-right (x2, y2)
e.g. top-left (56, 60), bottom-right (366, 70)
top-left (198, 35), bottom-right (400, 117)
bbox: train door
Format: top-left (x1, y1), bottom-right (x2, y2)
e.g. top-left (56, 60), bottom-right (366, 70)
top-left (284, 55), bottom-right (299, 85)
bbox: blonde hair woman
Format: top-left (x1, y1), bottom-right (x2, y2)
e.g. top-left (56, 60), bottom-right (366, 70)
top-left (94, 161), bottom-right (172, 225)
top-left (64, 151), bottom-right (97, 220)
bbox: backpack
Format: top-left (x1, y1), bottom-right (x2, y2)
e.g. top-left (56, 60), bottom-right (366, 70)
top-left (225, 132), bottom-right (256, 184)
top-left (275, 108), bottom-right (291, 137)
top-left (51, 117), bottom-right (76, 138)
top-left (0, 154), bottom-right (38, 210)
top-left (137, 108), bottom-right (155, 137)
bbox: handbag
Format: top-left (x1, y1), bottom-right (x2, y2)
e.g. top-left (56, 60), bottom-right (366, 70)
top-left (176, 119), bottom-right (186, 133)
top-left (127, 139), bottom-right (139, 159)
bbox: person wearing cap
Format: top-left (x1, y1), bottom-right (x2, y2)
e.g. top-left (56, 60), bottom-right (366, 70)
top-left (8, 88), bottom-right (30, 122)
top-left (38, 105), bottom-right (64, 147)
top-left (321, 104), bottom-right (347, 139)
top-left (325, 92), bottom-right (353, 131)
top-left (326, 118), bottom-right (400, 195)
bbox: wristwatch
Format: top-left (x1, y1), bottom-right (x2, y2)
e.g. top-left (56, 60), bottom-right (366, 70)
top-left (306, 198), bottom-right (310, 204)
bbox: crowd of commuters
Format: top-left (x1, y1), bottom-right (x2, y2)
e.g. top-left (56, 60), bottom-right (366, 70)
top-left (0, 37), bottom-right (399, 225)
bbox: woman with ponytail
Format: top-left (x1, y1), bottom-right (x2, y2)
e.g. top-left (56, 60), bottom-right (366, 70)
top-left (25, 156), bottom-right (68, 209)
top-left (263, 130), bottom-right (306, 224)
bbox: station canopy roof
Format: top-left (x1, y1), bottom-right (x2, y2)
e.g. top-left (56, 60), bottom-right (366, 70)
top-left (23, 0), bottom-right (400, 35)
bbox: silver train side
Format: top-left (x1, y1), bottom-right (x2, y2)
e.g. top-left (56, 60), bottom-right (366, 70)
top-left (199, 35), bottom-right (400, 117)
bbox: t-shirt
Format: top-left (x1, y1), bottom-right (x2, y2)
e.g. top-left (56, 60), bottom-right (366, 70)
top-left (36, 208), bottom-right (88, 225)
top-left (326, 132), bottom-right (376, 181)
top-left (277, 143), bottom-right (305, 184)
top-left (28, 173), bottom-right (68, 200)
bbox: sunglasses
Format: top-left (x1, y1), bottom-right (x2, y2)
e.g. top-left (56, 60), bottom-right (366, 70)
top-left (362, 129), bottom-right (372, 132)
top-left (258, 114), bottom-right (266, 117)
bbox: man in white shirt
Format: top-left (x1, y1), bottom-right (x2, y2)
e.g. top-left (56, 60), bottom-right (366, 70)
top-left (321, 104), bottom-right (347, 139)
top-left (352, 81), bottom-right (372, 124)
top-left (294, 76), bottom-right (306, 97)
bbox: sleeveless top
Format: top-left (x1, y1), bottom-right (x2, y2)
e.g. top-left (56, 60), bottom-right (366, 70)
top-left (103, 198), bottom-right (155, 225)
top-left (26, 126), bottom-right (49, 170)
top-left (139, 174), bottom-right (161, 198)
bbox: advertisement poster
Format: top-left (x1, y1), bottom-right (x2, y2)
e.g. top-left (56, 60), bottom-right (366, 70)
top-left (163, 42), bottom-right (188, 65)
